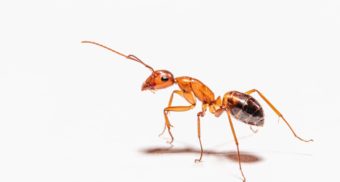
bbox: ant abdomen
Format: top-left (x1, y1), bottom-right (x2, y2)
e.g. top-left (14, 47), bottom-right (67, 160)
top-left (223, 91), bottom-right (264, 126)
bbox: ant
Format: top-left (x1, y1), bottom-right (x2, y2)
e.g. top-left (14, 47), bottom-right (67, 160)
top-left (82, 40), bottom-right (313, 182)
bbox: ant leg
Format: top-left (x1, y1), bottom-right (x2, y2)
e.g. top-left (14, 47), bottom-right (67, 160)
top-left (159, 90), bottom-right (183, 137)
top-left (245, 89), bottom-right (313, 142)
top-left (195, 112), bottom-right (203, 162)
top-left (226, 110), bottom-right (246, 182)
top-left (164, 105), bottom-right (196, 144)
top-left (195, 105), bottom-right (208, 162)
top-left (158, 124), bottom-right (167, 138)
top-left (250, 126), bottom-right (259, 133)
top-left (162, 91), bottom-right (196, 144)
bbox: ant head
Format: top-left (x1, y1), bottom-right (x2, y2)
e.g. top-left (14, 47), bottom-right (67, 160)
top-left (81, 41), bottom-right (175, 91)
top-left (142, 70), bottom-right (175, 91)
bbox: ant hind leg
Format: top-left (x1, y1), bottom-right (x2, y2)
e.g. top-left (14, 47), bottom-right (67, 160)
top-left (245, 89), bottom-right (313, 142)
top-left (226, 110), bottom-right (246, 182)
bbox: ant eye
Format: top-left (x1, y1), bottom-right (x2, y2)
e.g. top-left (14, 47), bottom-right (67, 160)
top-left (161, 76), bottom-right (169, 82)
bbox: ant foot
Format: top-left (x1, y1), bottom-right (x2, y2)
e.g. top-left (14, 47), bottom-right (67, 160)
top-left (250, 126), bottom-right (258, 133)
top-left (194, 158), bottom-right (202, 163)
top-left (158, 129), bottom-right (166, 137)
top-left (166, 140), bottom-right (174, 145)
top-left (303, 138), bottom-right (314, 142)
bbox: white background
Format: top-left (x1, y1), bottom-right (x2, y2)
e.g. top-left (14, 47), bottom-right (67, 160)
top-left (0, 0), bottom-right (339, 181)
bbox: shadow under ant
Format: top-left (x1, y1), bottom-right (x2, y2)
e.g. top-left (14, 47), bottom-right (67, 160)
top-left (141, 146), bottom-right (262, 163)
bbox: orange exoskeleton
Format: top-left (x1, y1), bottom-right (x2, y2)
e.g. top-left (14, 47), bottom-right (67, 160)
top-left (82, 40), bottom-right (313, 182)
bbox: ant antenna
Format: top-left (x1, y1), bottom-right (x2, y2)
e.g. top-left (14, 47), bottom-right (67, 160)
top-left (82, 40), bottom-right (154, 72)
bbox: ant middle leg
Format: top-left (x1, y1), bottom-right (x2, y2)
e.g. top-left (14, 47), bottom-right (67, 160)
top-left (195, 104), bottom-right (208, 162)
top-left (245, 89), bottom-right (313, 142)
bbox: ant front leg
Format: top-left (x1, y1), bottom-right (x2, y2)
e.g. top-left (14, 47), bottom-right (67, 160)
top-left (162, 90), bottom-right (196, 144)
top-left (158, 90), bottom-right (182, 137)
top-left (245, 89), bottom-right (313, 142)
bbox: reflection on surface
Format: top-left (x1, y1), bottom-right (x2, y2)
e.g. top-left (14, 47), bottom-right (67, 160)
top-left (141, 147), bottom-right (262, 163)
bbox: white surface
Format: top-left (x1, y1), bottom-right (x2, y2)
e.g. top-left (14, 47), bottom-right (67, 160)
top-left (0, 0), bottom-right (339, 181)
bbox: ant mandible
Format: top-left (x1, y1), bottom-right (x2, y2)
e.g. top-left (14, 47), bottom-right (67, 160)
top-left (82, 40), bottom-right (313, 182)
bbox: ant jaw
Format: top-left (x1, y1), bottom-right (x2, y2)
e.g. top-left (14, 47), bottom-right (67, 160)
top-left (141, 82), bottom-right (155, 91)
top-left (141, 84), bottom-right (156, 94)
top-left (141, 84), bottom-right (157, 94)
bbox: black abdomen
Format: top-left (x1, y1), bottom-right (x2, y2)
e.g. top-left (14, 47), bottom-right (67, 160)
top-left (224, 91), bottom-right (264, 126)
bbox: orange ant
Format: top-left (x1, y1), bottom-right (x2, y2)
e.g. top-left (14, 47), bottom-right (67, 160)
top-left (82, 40), bottom-right (313, 182)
